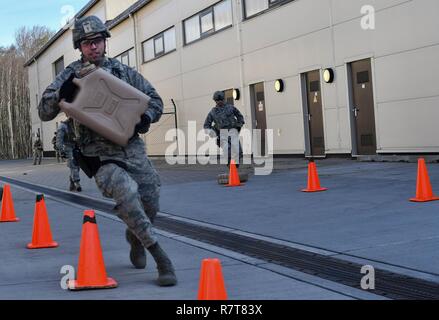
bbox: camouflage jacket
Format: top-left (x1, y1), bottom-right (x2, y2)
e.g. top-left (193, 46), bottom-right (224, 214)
top-left (56, 120), bottom-right (76, 150)
top-left (203, 104), bottom-right (245, 133)
top-left (51, 136), bottom-right (57, 149)
top-left (38, 57), bottom-right (163, 157)
top-left (33, 140), bottom-right (43, 150)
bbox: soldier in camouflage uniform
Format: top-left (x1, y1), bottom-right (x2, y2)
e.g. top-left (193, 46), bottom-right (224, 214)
top-left (57, 118), bottom-right (82, 192)
top-left (52, 131), bottom-right (63, 163)
top-left (38, 16), bottom-right (176, 287)
top-left (204, 91), bottom-right (245, 166)
top-left (33, 135), bottom-right (43, 165)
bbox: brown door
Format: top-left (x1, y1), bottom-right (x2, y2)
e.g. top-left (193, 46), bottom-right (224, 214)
top-left (250, 83), bottom-right (267, 156)
top-left (305, 70), bottom-right (325, 156)
top-left (350, 59), bottom-right (377, 155)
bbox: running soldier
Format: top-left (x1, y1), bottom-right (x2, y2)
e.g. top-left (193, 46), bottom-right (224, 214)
top-left (38, 16), bottom-right (176, 286)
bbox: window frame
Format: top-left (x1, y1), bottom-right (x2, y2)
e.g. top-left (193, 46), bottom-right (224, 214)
top-left (120, 51), bottom-right (129, 65)
top-left (53, 56), bottom-right (64, 79)
top-left (243, 0), bottom-right (295, 20)
top-left (183, 0), bottom-right (233, 46)
top-left (142, 26), bottom-right (177, 64)
top-left (153, 35), bottom-right (165, 56)
top-left (114, 47), bottom-right (136, 68)
top-left (199, 7), bottom-right (215, 36)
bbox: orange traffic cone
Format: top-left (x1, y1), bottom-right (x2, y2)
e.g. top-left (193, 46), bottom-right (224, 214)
top-left (27, 195), bottom-right (58, 249)
top-left (198, 258), bottom-right (227, 300)
top-left (226, 160), bottom-right (243, 187)
top-left (410, 158), bottom-right (439, 202)
top-left (0, 184), bottom-right (20, 223)
top-left (67, 210), bottom-right (117, 290)
top-left (302, 161), bottom-right (327, 192)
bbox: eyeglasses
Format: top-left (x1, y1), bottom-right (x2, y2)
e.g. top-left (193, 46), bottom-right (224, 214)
top-left (80, 37), bottom-right (105, 47)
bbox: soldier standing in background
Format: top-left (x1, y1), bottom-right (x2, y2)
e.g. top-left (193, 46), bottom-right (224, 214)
top-left (52, 131), bottom-right (63, 163)
top-left (33, 135), bottom-right (43, 165)
top-left (57, 118), bottom-right (82, 192)
top-left (204, 91), bottom-right (245, 167)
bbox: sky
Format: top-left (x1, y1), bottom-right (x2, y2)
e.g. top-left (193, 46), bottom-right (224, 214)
top-left (0, 0), bottom-right (91, 47)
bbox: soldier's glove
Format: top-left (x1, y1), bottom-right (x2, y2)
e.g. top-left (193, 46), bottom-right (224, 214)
top-left (59, 73), bottom-right (78, 103)
top-left (60, 150), bottom-right (67, 159)
top-left (135, 113), bottom-right (152, 135)
top-left (207, 129), bottom-right (217, 138)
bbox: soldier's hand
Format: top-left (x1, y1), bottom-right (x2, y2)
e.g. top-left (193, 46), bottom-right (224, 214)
top-left (60, 151), bottom-right (67, 159)
top-left (207, 129), bottom-right (217, 138)
top-left (135, 114), bottom-right (152, 134)
top-left (59, 73), bottom-right (78, 103)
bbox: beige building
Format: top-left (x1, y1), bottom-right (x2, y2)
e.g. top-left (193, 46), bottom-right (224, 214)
top-left (26, 0), bottom-right (439, 157)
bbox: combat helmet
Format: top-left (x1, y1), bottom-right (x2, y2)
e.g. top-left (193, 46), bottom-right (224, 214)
top-left (213, 91), bottom-right (225, 102)
top-left (72, 15), bottom-right (111, 49)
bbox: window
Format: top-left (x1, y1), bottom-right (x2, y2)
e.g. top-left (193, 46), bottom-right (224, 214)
top-left (154, 37), bottom-right (164, 55)
top-left (183, 0), bottom-right (233, 45)
top-left (184, 16), bottom-right (201, 44)
top-left (200, 10), bottom-right (214, 35)
top-left (143, 40), bottom-right (154, 62)
top-left (114, 48), bottom-right (136, 69)
top-left (244, 0), bottom-right (268, 17)
top-left (164, 28), bottom-right (176, 52)
top-left (244, 0), bottom-right (294, 18)
top-left (53, 57), bottom-right (64, 78)
top-left (142, 26), bottom-right (176, 63)
top-left (214, 0), bottom-right (233, 31)
top-left (121, 52), bottom-right (129, 65)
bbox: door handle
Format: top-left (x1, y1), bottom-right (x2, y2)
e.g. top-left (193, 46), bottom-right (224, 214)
top-left (353, 107), bottom-right (359, 117)
top-left (308, 114), bottom-right (312, 122)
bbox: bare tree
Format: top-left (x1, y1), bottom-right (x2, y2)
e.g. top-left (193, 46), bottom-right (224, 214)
top-left (15, 26), bottom-right (54, 61)
top-left (0, 26), bottom-right (54, 159)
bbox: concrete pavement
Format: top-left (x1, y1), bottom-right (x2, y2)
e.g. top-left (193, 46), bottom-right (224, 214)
top-left (0, 157), bottom-right (438, 299)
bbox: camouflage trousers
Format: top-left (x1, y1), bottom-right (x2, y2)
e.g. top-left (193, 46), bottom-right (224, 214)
top-left (33, 150), bottom-right (42, 165)
top-left (94, 138), bottom-right (160, 248)
top-left (219, 129), bottom-right (242, 166)
top-left (55, 150), bottom-right (64, 163)
top-left (64, 146), bottom-right (80, 182)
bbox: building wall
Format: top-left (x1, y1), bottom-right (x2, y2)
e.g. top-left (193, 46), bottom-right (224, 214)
top-left (138, 0), bottom-right (437, 155)
top-left (107, 18), bottom-right (135, 58)
top-left (88, 0), bottom-right (107, 21)
top-left (105, 0), bottom-right (138, 20)
top-left (29, 0), bottom-right (439, 156)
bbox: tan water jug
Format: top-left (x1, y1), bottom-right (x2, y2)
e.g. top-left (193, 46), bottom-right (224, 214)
top-left (59, 63), bottom-right (150, 147)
